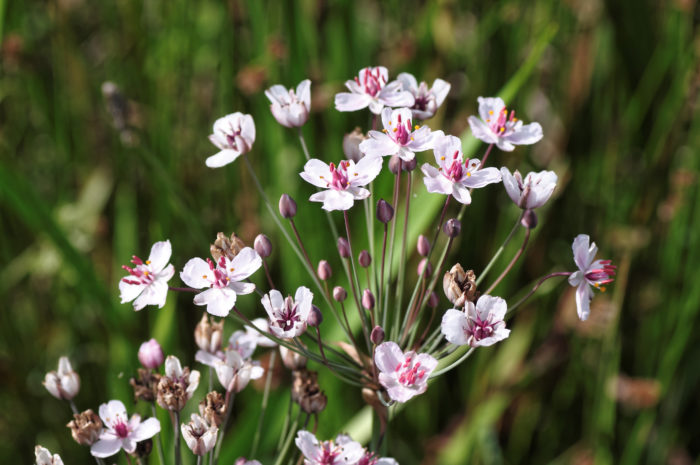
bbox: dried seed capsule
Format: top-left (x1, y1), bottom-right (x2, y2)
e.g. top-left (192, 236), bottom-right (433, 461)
top-left (67, 409), bottom-right (103, 446)
top-left (279, 194), bottom-right (297, 219)
top-left (253, 234), bottom-right (272, 258)
top-left (211, 232), bottom-right (245, 261)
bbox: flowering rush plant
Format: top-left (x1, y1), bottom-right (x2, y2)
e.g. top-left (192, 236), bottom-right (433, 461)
top-left (37, 67), bottom-right (614, 465)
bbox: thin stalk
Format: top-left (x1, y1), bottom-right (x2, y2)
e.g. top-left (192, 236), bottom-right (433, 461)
top-left (169, 286), bottom-right (199, 293)
top-left (430, 347), bottom-right (476, 378)
top-left (277, 397), bottom-right (294, 452)
top-left (208, 367), bottom-right (213, 393)
top-left (125, 451), bottom-right (134, 465)
top-left (379, 223), bottom-right (388, 323)
top-left (172, 410), bottom-right (182, 465)
top-left (394, 170), bottom-right (412, 324)
top-left (480, 143), bottom-right (494, 168)
top-left (273, 411), bottom-right (301, 465)
top-left (344, 210), bottom-right (372, 353)
top-left (289, 218), bottom-right (314, 271)
top-left (297, 128), bottom-right (312, 161)
top-left (338, 299), bottom-right (360, 352)
top-left (475, 212), bottom-right (525, 287)
top-left (485, 228), bottom-right (530, 295)
top-left (213, 391), bottom-right (235, 465)
top-left (262, 259), bottom-right (276, 289)
top-left (152, 403), bottom-right (166, 465)
top-left (250, 350), bottom-right (276, 458)
top-left (506, 272), bottom-right (572, 316)
top-left (197, 456), bottom-right (203, 465)
top-left (383, 169), bottom-right (402, 338)
top-left (68, 399), bottom-right (78, 415)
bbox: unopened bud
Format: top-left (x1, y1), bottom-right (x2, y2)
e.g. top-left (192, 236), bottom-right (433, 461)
top-left (521, 209), bottom-right (538, 229)
top-left (317, 260), bottom-right (332, 281)
top-left (370, 326), bottom-right (385, 345)
top-left (388, 155), bottom-right (403, 174)
top-left (343, 127), bottom-right (366, 163)
top-left (279, 194), bottom-right (297, 219)
top-left (376, 199), bottom-right (394, 224)
top-left (362, 289), bottom-right (375, 310)
top-left (138, 338), bottom-right (164, 369)
top-left (358, 250), bottom-right (371, 268)
top-left (195, 314), bottom-right (223, 354)
top-left (253, 234), bottom-right (272, 258)
top-left (67, 409), bottom-right (103, 446)
top-left (307, 305), bottom-right (323, 327)
top-left (43, 357), bottom-right (80, 401)
top-left (417, 258), bottom-right (432, 277)
top-left (403, 157), bottom-right (417, 171)
top-left (333, 286), bottom-right (347, 302)
top-left (337, 237), bottom-right (351, 258)
top-left (443, 218), bottom-right (461, 238)
top-left (428, 291), bottom-right (439, 308)
top-left (417, 235), bottom-right (430, 257)
top-left (280, 345), bottom-right (307, 370)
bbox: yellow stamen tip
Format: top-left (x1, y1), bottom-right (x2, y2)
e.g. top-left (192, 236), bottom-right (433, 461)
top-left (486, 119), bottom-right (490, 123)
top-left (354, 172), bottom-right (358, 176)
top-left (145, 260), bottom-right (151, 265)
top-left (382, 129), bottom-right (388, 133)
top-left (440, 156), bottom-right (445, 160)
top-left (488, 110), bottom-right (494, 115)
top-left (414, 125), bottom-right (420, 130)
top-left (600, 287), bottom-right (606, 292)
top-left (467, 172), bottom-right (471, 177)
top-left (202, 275), bottom-right (207, 279)
top-left (229, 267), bottom-right (235, 272)
top-left (410, 137), bottom-right (414, 141)
top-left (393, 128), bottom-right (398, 132)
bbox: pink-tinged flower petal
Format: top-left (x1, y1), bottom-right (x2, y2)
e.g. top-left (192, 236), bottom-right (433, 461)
top-left (477, 96), bottom-right (506, 123)
top-left (576, 282), bottom-right (593, 321)
top-left (228, 281), bottom-right (256, 295)
top-left (261, 290), bottom-right (284, 320)
top-left (294, 286), bottom-right (313, 321)
top-left (346, 186), bottom-right (371, 200)
top-left (295, 430), bottom-right (320, 461)
top-left (229, 247), bottom-right (262, 281)
top-left (132, 280), bottom-right (169, 310)
top-left (503, 122), bottom-right (543, 146)
top-left (147, 240), bottom-right (172, 273)
top-left (406, 127), bottom-right (440, 152)
top-left (240, 114), bottom-right (256, 144)
top-left (99, 400), bottom-right (127, 426)
top-left (180, 258), bottom-right (212, 289)
top-left (335, 92), bottom-right (372, 112)
top-left (374, 341), bottom-right (404, 373)
top-left (433, 135), bottom-right (463, 167)
top-left (431, 78), bottom-right (451, 107)
top-left (300, 159), bottom-right (332, 188)
top-left (377, 83), bottom-right (415, 108)
top-left (296, 79), bottom-right (311, 108)
top-left (568, 270), bottom-right (584, 287)
top-left (119, 281), bottom-right (146, 304)
top-left (359, 132), bottom-right (398, 158)
top-left (352, 155), bottom-right (383, 185)
top-left (572, 234), bottom-right (595, 271)
top-left (91, 438), bottom-right (122, 458)
top-left (309, 189), bottom-right (355, 211)
top-left (397, 72), bottom-right (418, 93)
top-left (451, 183), bottom-right (472, 204)
top-left (195, 350), bottom-right (221, 367)
top-left (477, 295), bottom-right (507, 321)
top-left (130, 417), bottom-right (160, 442)
top-left (187, 370), bottom-right (200, 397)
top-left (495, 138), bottom-right (516, 152)
top-left (421, 164), bottom-right (453, 196)
top-left (368, 99), bottom-right (384, 114)
top-left (265, 85), bottom-right (289, 104)
top-left (441, 309), bottom-right (470, 345)
top-left (380, 106), bottom-right (393, 129)
top-left (500, 168), bottom-right (522, 205)
top-left (194, 288), bottom-right (237, 317)
top-left (206, 149), bottom-right (241, 168)
top-left (165, 355), bottom-right (184, 378)
top-left (462, 166), bottom-right (502, 189)
top-left (468, 116), bottom-right (499, 145)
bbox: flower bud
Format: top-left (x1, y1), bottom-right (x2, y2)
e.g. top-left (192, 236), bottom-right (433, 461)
top-left (199, 391), bottom-right (226, 427)
top-left (388, 155), bottom-right (403, 174)
top-left (403, 157), bottom-right (417, 172)
top-left (211, 232), bottom-right (245, 261)
top-left (362, 289), bottom-right (375, 310)
top-left (138, 339), bottom-right (164, 369)
top-left (67, 409), bottom-right (103, 446)
top-left (280, 345), bottom-right (307, 370)
top-left (333, 286), bottom-right (347, 302)
top-left (376, 199), bottom-right (394, 224)
top-left (337, 237), bottom-right (351, 258)
top-left (307, 305), bottom-right (323, 327)
top-left (358, 250), bottom-right (371, 268)
top-left (417, 258), bottom-right (433, 277)
top-left (343, 127), bottom-right (367, 163)
top-left (443, 218), bottom-right (461, 238)
top-left (521, 209), bottom-right (538, 229)
top-left (417, 235), bottom-right (430, 257)
top-left (253, 234), bottom-right (272, 258)
top-left (43, 357), bottom-right (80, 401)
top-left (291, 369), bottom-right (327, 414)
top-left (428, 291), bottom-right (439, 308)
top-left (317, 260), bottom-right (332, 280)
top-left (181, 414), bottom-right (218, 456)
top-left (370, 326), bottom-right (385, 345)
top-left (279, 194), bottom-right (297, 219)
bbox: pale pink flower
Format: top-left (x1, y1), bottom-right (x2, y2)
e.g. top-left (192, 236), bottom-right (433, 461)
top-left (334, 66), bottom-right (414, 114)
top-left (500, 168), bottom-right (557, 209)
top-left (245, 317), bottom-right (278, 348)
top-left (138, 338), bottom-right (164, 369)
top-left (295, 430), bottom-right (365, 465)
top-left (374, 341), bottom-right (437, 403)
top-left (43, 356), bottom-right (80, 401)
top-left (180, 247), bottom-right (262, 317)
top-left (213, 348), bottom-right (264, 393)
top-left (90, 400), bottom-right (160, 458)
top-left (195, 326), bottom-right (260, 368)
top-left (421, 135), bottom-right (501, 204)
top-left (261, 287), bottom-right (313, 339)
top-left (359, 107), bottom-right (443, 161)
top-left (119, 240), bottom-right (175, 311)
top-left (441, 295), bottom-right (510, 347)
top-left (206, 112), bottom-right (256, 168)
top-left (35, 446), bottom-right (64, 465)
top-left (397, 72), bottom-right (451, 120)
top-left (468, 97), bottom-right (542, 151)
top-left (265, 80), bottom-right (311, 128)
top-left (568, 234), bottom-right (616, 321)
top-left (300, 157), bottom-right (382, 211)
top-left (181, 414), bottom-right (218, 456)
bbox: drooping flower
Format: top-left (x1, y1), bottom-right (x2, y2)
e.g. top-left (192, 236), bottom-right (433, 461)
top-left (374, 341), bottom-right (437, 403)
top-left (206, 112), bottom-right (256, 168)
top-left (90, 400), bottom-right (160, 458)
top-left (500, 168), bottom-right (558, 210)
top-left (180, 247), bottom-right (262, 317)
top-left (181, 414), bottom-right (218, 456)
top-left (334, 66), bottom-right (414, 114)
top-left (213, 348), bottom-right (264, 393)
top-left (119, 240), bottom-right (175, 311)
top-left (43, 356), bottom-right (80, 401)
top-left (261, 287), bottom-right (313, 339)
top-left (35, 446), bottom-right (64, 465)
top-left (156, 356), bottom-right (200, 412)
top-left (295, 430), bottom-right (365, 465)
top-left (467, 97), bottom-right (543, 151)
top-left (397, 72), bottom-right (451, 120)
top-left (568, 234), bottom-right (616, 321)
top-left (300, 157), bottom-right (382, 211)
top-left (441, 295), bottom-right (510, 347)
top-left (421, 135), bottom-right (502, 204)
top-left (138, 338), bottom-right (164, 369)
top-left (265, 80), bottom-right (311, 128)
top-left (359, 107), bottom-right (443, 162)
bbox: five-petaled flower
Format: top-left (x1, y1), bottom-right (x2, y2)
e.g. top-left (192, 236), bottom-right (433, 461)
top-left (181, 247), bottom-right (262, 317)
top-left (335, 66), bottom-right (414, 114)
top-left (300, 157), bottom-right (382, 211)
top-left (374, 341), bottom-right (437, 403)
top-left (295, 430), bottom-right (365, 465)
top-left (90, 400), bottom-right (160, 458)
top-left (468, 97), bottom-right (543, 151)
top-left (500, 168), bottom-right (558, 210)
top-left (568, 234), bottom-right (616, 321)
top-left (262, 287), bottom-right (314, 339)
top-left (359, 107), bottom-right (443, 162)
top-left (119, 240), bottom-right (175, 311)
top-left (265, 80), bottom-right (311, 128)
top-left (421, 135), bottom-right (502, 204)
top-left (441, 295), bottom-right (511, 347)
top-left (206, 112), bottom-right (256, 168)
top-left (397, 72), bottom-right (451, 120)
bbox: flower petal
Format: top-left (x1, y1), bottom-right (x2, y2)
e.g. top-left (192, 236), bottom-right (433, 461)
top-left (468, 116), bottom-right (499, 145)
top-left (206, 149), bottom-right (241, 168)
top-left (335, 92), bottom-right (371, 112)
top-left (91, 439), bottom-right (122, 458)
top-left (300, 159), bottom-right (331, 188)
top-left (441, 309), bottom-right (470, 345)
top-left (180, 258), bottom-right (212, 289)
top-left (374, 341), bottom-right (404, 373)
top-left (130, 417), bottom-right (161, 442)
top-left (148, 240), bottom-right (172, 273)
top-left (229, 247), bottom-right (262, 281)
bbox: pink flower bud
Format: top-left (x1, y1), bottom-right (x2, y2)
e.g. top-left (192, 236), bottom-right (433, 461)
top-left (279, 194), bottom-right (297, 219)
top-left (253, 234), bottom-right (272, 258)
top-left (362, 289), bottom-right (375, 310)
top-left (337, 237), bottom-right (351, 258)
top-left (443, 218), bottom-right (461, 238)
top-left (428, 291), bottom-right (439, 308)
top-left (370, 326), bottom-right (385, 345)
top-left (358, 250), bottom-right (371, 268)
top-left (138, 339), bottom-right (164, 369)
top-left (317, 260), bottom-right (332, 281)
top-left (376, 199), bottom-right (394, 224)
top-left (417, 258), bottom-right (432, 277)
top-left (333, 286), bottom-right (347, 302)
top-left (417, 235), bottom-right (430, 257)
top-left (521, 209), bottom-right (538, 229)
top-left (307, 305), bottom-right (323, 327)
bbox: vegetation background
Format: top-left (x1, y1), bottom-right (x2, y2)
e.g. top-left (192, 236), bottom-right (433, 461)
top-left (1, 0), bottom-right (699, 463)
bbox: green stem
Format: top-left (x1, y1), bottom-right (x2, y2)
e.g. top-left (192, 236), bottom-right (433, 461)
top-left (475, 211), bottom-right (525, 287)
top-left (250, 350), bottom-right (276, 458)
top-left (151, 403), bottom-right (166, 465)
top-left (213, 391), bottom-right (235, 465)
top-left (273, 411), bottom-right (301, 465)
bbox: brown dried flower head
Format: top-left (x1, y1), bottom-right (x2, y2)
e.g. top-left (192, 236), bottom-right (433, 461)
top-left (194, 314), bottom-right (224, 354)
top-left (291, 369), bottom-right (327, 414)
top-left (443, 264), bottom-right (479, 307)
top-left (199, 391), bottom-right (227, 427)
top-left (132, 439), bottom-right (153, 458)
top-left (156, 356), bottom-right (200, 412)
top-left (66, 409), bottom-right (103, 446)
top-left (210, 232), bottom-right (246, 261)
top-left (130, 368), bottom-right (161, 403)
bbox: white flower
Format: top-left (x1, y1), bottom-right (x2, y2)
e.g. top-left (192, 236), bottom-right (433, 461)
top-left (43, 356), bottom-right (80, 401)
top-left (35, 446), bottom-right (64, 465)
top-left (421, 135), bottom-right (502, 204)
top-left (119, 240), bottom-right (175, 311)
top-left (181, 414), bottom-right (218, 456)
top-left (397, 72), bottom-right (451, 120)
top-left (295, 430), bottom-right (365, 465)
top-left (468, 97), bottom-right (543, 151)
top-left (374, 341), bottom-right (437, 403)
top-left (359, 107), bottom-right (443, 161)
top-left (265, 80), bottom-right (311, 128)
top-left (180, 247), bottom-right (262, 317)
top-left (262, 287), bottom-right (313, 339)
top-left (206, 112), bottom-right (256, 168)
top-left (245, 317), bottom-right (278, 348)
top-left (90, 400), bottom-right (160, 458)
top-left (568, 234), bottom-right (616, 321)
top-left (334, 66), bottom-right (414, 114)
top-left (500, 168), bottom-right (558, 209)
top-left (441, 295), bottom-right (511, 347)
top-left (214, 348), bottom-right (264, 393)
top-left (300, 157), bottom-right (382, 211)
top-left (163, 355), bottom-right (201, 401)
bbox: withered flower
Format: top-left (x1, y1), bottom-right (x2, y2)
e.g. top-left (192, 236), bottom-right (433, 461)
top-left (199, 391), bottom-right (227, 427)
top-left (291, 369), bottom-right (327, 414)
top-left (181, 414), bottom-right (218, 456)
top-left (67, 409), bottom-right (103, 446)
top-left (130, 368), bottom-right (161, 403)
top-left (194, 314), bottom-right (224, 355)
top-left (156, 356), bottom-right (200, 412)
top-left (132, 439), bottom-right (153, 458)
top-left (443, 264), bottom-right (479, 307)
top-left (210, 232), bottom-right (246, 261)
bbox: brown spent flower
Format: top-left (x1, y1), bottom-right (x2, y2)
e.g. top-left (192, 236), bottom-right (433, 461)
top-left (199, 391), bottom-right (227, 427)
top-left (291, 369), bottom-right (327, 414)
top-left (156, 357), bottom-right (200, 412)
top-left (132, 439), bottom-right (153, 458)
top-left (194, 314), bottom-right (224, 354)
top-left (443, 264), bottom-right (479, 307)
top-left (279, 345), bottom-right (307, 371)
top-left (210, 232), bottom-right (246, 261)
top-left (66, 409), bottom-right (103, 446)
top-left (130, 368), bottom-right (161, 403)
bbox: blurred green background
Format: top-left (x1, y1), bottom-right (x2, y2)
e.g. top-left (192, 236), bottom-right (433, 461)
top-left (2, 0), bottom-right (700, 463)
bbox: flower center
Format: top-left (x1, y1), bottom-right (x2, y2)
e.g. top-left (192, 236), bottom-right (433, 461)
top-left (329, 161), bottom-right (350, 190)
top-left (487, 107), bottom-right (516, 135)
top-left (121, 255), bottom-right (155, 286)
top-left (114, 420), bottom-right (129, 439)
top-left (207, 257), bottom-right (232, 289)
top-left (394, 356), bottom-right (427, 387)
top-left (355, 68), bottom-right (386, 97)
top-left (318, 442), bottom-right (340, 464)
top-left (442, 150), bottom-right (467, 182)
top-left (467, 314), bottom-right (497, 343)
top-left (224, 121), bottom-right (247, 151)
top-left (585, 260), bottom-right (616, 289)
top-left (391, 112), bottom-right (412, 146)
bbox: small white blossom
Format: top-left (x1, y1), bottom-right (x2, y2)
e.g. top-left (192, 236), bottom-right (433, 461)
top-left (300, 157), bottom-right (382, 211)
top-left (374, 342), bottom-right (437, 403)
top-left (181, 414), bottom-right (218, 456)
top-left (43, 356), bottom-right (80, 401)
top-left (468, 97), bottom-right (543, 151)
top-left (90, 400), bottom-right (160, 458)
top-left (206, 112), bottom-right (256, 168)
top-left (500, 168), bottom-right (558, 209)
top-left (119, 240), bottom-right (175, 311)
top-left (441, 295), bottom-right (510, 347)
top-left (265, 80), bottom-right (311, 128)
top-left (214, 348), bottom-right (264, 393)
top-left (261, 287), bottom-right (313, 339)
top-left (335, 66), bottom-right (414, 115)
top-left (35, 446), bottom-right (64, 465)
top-left (568, 234), bottom-right (616, 321)
top-left (295, 430), bottom-right (365, 465)
top-left (397, 72), bottom-right (451, 120)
